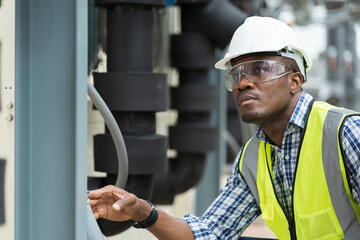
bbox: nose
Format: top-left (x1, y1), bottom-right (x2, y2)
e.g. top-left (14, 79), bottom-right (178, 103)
top-left (235, 73), bottom-right (254, 91)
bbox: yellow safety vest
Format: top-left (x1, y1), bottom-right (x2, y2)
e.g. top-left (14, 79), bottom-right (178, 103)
top-left (239, 101), bottom-right (360, 240)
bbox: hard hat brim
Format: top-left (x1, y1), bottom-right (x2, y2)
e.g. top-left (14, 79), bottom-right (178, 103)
top-left (214, 47), bottom-right (312, 73)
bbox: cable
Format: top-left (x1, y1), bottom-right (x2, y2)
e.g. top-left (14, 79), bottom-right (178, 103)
top-left (87, 79), bottom-right (128, 188)
top-left (86, 79), bottom-right (128, 239)
top-left (223, 130), bottom-right (241, 157)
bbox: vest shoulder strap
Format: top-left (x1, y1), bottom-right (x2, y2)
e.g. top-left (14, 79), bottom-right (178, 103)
top-left (239, 137), bottom-right (261, 206)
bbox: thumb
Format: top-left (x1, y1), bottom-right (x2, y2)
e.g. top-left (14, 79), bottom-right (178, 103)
top-left (112, 192), bottom-right (124, 211)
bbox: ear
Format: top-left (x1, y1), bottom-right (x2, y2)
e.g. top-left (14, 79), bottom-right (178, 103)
top-left (290, 72), bottom-right (303, 95)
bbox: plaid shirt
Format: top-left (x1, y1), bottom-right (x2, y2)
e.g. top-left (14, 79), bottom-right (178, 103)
top-left (183, 91), bottom-right (360, 239)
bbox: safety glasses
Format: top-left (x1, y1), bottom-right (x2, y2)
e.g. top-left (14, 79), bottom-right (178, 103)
top-left (224, 60), bottom-right (293, 92)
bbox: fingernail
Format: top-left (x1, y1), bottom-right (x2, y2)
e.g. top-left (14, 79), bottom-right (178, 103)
top-left (113, 204), bottom-right (120, 211)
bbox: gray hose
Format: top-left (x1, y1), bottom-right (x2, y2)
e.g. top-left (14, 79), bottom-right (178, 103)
top-left (87, 79), bottom-right (128, 188)
top-left (223, 130), bottom-right (241, 157)
top-left (86, 80), bottom-right (128, 239)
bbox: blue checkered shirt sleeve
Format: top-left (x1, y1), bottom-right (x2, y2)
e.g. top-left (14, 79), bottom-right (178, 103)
top-left (342, 115), bottom-right (360, 204)
top-left (182, 151), bottom-right (261, 239)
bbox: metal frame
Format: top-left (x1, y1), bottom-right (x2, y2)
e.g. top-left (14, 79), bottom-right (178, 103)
top-left (15, 0), bottom-right (87, 239)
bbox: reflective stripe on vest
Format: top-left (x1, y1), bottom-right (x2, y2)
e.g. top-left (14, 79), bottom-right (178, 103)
top-left (239, 101), bottom-right (360, 240)
top-left (322, 107), bottom-right (360, 239)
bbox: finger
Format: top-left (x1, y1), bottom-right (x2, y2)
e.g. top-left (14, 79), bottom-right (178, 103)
top-left (112, 192), bottom-right (124, 200)
top-left (92, 204), bottom-right (109, 219)
top-left (93, 211), bottom-right (100, 220)
top-left (88, 189), bottom-right (107, 199)
top-left (111, 192), bottom-right (124, 211)
top-left (88, 185), bottom-right (126, 199)
top-left (114, 192), bottom-right (138, 211)
top-left (88, 185), bottom-right (114, 198)
top-left (89, 199), bottom-right (101, 208)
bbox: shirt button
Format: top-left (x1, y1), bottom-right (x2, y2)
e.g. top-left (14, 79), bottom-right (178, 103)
top-left (285, 155), bottom-right (290, 160)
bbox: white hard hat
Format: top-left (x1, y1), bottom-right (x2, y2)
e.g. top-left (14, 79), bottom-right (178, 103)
top-left (215, 16), bottom-right (312, 81)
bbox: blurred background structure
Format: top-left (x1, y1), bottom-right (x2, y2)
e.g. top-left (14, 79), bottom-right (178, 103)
top-left (0, 0), bottom-right (360, 239)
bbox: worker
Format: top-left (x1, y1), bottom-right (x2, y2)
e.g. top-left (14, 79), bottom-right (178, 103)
top-left (88, 16), bottom-right (360, 239)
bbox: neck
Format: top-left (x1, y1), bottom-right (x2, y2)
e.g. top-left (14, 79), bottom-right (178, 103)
top-left (261, 92), bottom-right (302, 147)
top-left (261, 119), bottom-right (288, 147)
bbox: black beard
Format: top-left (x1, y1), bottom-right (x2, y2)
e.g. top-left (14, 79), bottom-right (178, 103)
top-left (241, 112), bottom-right (265, 124)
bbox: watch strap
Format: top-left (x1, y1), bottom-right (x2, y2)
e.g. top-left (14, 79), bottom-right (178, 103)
top-left (133, 200), bottom-right (158, 229)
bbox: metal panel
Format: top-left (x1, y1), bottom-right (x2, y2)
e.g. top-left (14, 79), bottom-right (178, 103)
top-left (15, 0), bottom-right (87, 239)
top-left (0, 0), bottom-right (15, 238)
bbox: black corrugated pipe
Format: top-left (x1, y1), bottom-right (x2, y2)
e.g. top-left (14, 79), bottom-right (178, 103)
top-left (151, 0), bottom-right (247, 204)
top-left (180, 0), bottom-right (248, 48)
top-left (88, 0), bottom-right (168, 236)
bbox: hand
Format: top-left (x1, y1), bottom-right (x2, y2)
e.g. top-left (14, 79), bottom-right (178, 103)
top-left (88, 185), bottom-right (150, 222)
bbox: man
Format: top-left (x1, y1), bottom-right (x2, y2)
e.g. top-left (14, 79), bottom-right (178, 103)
top-left (88, 16), bottom-right (360, 239)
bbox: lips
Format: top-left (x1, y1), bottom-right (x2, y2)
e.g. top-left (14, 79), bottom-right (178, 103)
top-left (237, 94), bottom-right (258, 106)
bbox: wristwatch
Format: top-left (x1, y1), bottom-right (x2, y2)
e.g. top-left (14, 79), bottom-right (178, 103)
top-left (133, 200), bottom-right (159, 229)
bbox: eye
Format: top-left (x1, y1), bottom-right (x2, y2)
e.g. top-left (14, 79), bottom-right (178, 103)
top-left (250, 63), bottom-right (272, 78)
top-left (253, 65), bottom-right (270, 75)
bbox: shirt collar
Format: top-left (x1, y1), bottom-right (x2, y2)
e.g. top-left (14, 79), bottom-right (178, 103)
top-left (255, 90), bottom-right (313, 143)
top-left (288, 90), bottom-right (313, 128)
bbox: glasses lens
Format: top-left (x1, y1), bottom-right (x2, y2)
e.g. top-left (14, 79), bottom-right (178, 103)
top-left (246, 61), bottom-right (275, 81)
top-left (225, 60), bottom-right (292, 91)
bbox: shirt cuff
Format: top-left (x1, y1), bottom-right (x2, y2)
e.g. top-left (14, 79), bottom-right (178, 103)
top-left (182, 214), bottom-right (216, 240)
